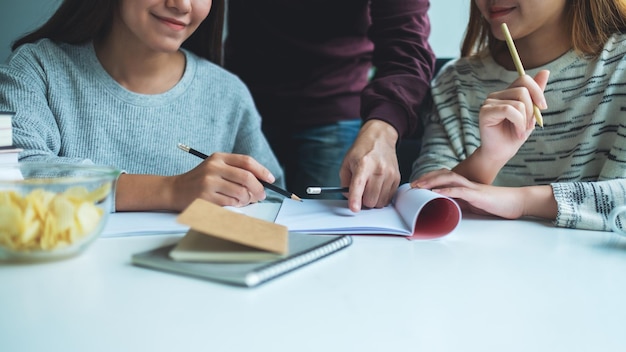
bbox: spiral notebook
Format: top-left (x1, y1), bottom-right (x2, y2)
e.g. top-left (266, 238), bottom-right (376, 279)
top-left (132, 233), bottom-right (352, 287)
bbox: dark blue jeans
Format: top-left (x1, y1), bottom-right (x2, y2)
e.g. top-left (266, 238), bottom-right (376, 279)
top-left (263, 120), bottom-right (362, 199)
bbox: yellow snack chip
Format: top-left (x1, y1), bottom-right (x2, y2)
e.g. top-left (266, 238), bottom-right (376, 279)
top-left (40, 214), bottom-right (56, 250)
top-left (0, 184), bottom-right (110, 252)
top-left (76, 202), bottom-right (103, 234)
top-left (0, 202), bottom-right (22, 244)
top-left (51, 195), bottom-right (76, 233)
top-left (85, 183), bottom-right (112, 203)
top-left (20, 203), bottom-right (40, 244)
top-left (27, 189), bottom-right (55, 221)
top-left (63, 186), bottom-right (90, 200)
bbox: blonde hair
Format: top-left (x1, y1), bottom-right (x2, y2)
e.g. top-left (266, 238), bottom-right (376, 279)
top-left (461, 0), bottom-right (626, 58)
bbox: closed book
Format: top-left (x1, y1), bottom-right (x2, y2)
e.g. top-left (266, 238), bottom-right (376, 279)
top-left (132, 233), bottom-right (352, 287)
top-left (0, 147), bottom-right (21, 164)
top-left (169, 229), bottom-right (286, 262)
top-left (0, 148), bottom-right (22, 180)
top-left (0, 112), bottom-right (14, 148)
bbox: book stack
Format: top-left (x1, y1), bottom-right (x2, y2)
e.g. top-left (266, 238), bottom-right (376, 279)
top-left (0, 112), bottom-right (13, 148)
top-left (0, 112), bottom-right (21, 164)
top-left (132, 199), bottom-right (352, 287)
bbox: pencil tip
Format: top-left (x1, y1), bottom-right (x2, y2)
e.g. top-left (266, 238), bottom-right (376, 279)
top-left (292, 194), bottom-right (303, 202)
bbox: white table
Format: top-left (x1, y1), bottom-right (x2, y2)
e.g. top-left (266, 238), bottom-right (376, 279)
top-left (2, 213), bottom-right (626, 352)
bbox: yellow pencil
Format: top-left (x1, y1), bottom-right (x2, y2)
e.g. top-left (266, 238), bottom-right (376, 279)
top-left (501, 23), bottom-right (544, 128)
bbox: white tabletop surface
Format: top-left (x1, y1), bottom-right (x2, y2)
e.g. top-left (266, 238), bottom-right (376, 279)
top-left (2, 211), bottom-right (626, 352)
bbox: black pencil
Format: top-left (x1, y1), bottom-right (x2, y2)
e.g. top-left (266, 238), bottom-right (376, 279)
top-left (306, 186), bottom-right (350, 195)
top-left (177, 143), bottom-right (302, 201)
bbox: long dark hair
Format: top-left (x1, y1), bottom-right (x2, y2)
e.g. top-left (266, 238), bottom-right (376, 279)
top-left (11, 0), bottom-right (224, 65)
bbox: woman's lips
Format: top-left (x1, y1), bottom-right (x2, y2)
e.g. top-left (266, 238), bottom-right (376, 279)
top-left (156, 16), bottom-right (187, 31)
top-left (489, 7), bottom-right (515, 20)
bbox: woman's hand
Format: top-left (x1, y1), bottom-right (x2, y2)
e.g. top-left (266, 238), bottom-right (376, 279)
top-left (453, 70), bottom-right (550, 185)
top-left (114, 153), bottom-right (276, 212)
top-left (169, 152), bottom-right (276, 210)
top-left (411, 168), bottom-right (557, 220)
top-left (478, 70), bottom-right (549, 164)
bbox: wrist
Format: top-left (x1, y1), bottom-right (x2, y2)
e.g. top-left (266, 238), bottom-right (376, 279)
top-left (472, 147), bottom-right (509, 170)
top-left (159, 175), bottom-right (177, 210)
top-left (453, 147), bottom-right (506, 184)
top-left (359, 119), bottom-right (399, 147)
top-left (115, 174), bottom-right (175, 211)
top-left (521, 185), bottom-right (558, 219)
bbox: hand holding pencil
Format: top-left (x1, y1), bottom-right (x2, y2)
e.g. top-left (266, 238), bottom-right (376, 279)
top-left (177, 144), bottom-right (302, 204)
top-left (501, 23), bottom-right (545, 127)
top-left (479, 23), bottom-right (549, 142)
top-left (464, 23), bottom-right (550, 183)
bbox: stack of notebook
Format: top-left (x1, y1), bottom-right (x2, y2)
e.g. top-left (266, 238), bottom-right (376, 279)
top-left (131, 199), bottom-right (352, 288)
top-left (0, 112), bottom-right (21, 165)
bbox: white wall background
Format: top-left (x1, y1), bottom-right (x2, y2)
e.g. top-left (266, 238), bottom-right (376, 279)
top-left (429, 1), bottom-right (470, 58)
top-left (0, 0), bottom-right (469, 63)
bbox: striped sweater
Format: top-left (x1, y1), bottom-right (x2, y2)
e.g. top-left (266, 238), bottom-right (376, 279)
top-left (412, 33), bottom-right (626, 231)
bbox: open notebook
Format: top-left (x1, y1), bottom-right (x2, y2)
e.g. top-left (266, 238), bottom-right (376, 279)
top-left (274, 184), bottom-right (461, 240)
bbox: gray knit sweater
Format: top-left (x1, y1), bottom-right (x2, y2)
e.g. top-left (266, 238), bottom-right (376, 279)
top-left (0, 39), bottom-right (284, 200)
top-left (412, 33), bottom-right (626, 231)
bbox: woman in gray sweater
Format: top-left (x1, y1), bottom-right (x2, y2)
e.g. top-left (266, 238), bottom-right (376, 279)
top-left (0, 0), bottom-right (284, 212)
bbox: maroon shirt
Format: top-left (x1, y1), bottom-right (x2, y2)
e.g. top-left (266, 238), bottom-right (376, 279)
top-left (224, 0), bottom-right (435, 137)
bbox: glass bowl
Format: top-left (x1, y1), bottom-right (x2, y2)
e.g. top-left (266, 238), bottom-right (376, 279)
top-left (0, 162), bottom-right (121, 262)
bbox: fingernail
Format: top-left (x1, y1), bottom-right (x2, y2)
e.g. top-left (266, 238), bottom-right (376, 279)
top-left (268, 173), bottom-right (276, 183)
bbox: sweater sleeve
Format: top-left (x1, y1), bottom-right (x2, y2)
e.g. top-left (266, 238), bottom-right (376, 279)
top-left (361, 0), bottom-right (435, 137)
top-left (552, 116), bottom-right (626, 231)
top-left (410, 62), bottom-right (471, 181)
top-left (410, 112), bottom-right (463, 181)
top-left (0, 49), bottom-right (92, 165)
top-left (553, 180), bottom-right (626, 231)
